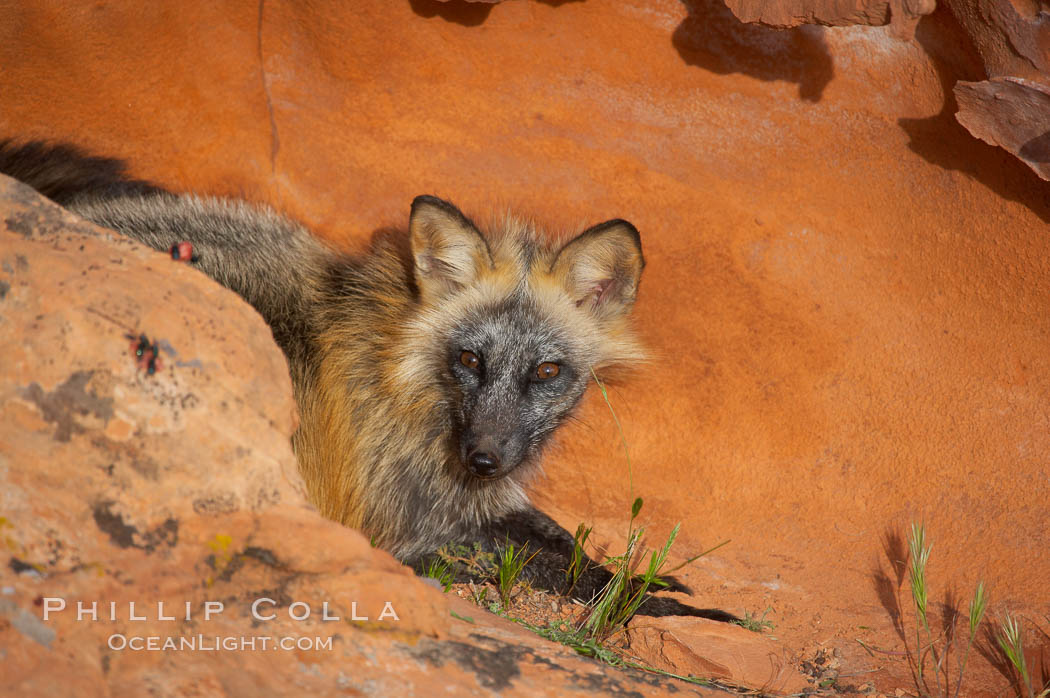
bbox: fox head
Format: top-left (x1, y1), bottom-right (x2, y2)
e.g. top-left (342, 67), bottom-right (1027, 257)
top-left (395, 195), bottom-right (645, 484)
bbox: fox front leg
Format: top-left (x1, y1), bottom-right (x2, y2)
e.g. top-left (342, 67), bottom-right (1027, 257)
top-left (479, 506), bottom-right (737, 621)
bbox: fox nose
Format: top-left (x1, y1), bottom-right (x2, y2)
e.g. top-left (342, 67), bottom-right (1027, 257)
top-left (466, 450), bottom-right (500, 478)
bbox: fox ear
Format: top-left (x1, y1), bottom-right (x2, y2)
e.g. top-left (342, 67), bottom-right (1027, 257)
top-left (551, 219), bottom-right (644, 319)
top-left (409, 195), bottom-right (492, 302)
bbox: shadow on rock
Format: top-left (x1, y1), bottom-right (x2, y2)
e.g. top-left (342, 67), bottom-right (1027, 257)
top-left (976, 622), bottom-right (1022, 688)
top-left (898, 7), bottom-right (1050, 223)
top-left (407, 0), bottom-right (585, 26)
top-left (976, 619), bottom-right (1050, 695)
top-left (408, 0), bottom-right (495, 27)
top-left (871, 525), bottom-right (908, 644)
top-left (672, 0), bottom-right (834, 103)
top-left (1020, 130), bottom-right (1050, 164)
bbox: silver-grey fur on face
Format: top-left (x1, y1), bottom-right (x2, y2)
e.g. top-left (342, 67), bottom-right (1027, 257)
top-left (445, 293), bottom-right (591, 479)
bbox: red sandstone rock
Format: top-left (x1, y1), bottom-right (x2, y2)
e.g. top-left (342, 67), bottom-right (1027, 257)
top-left (722, 0), bottom-right (935, 36)
top-left (724, 0), bottom-right (893, 27)
top-left (938, 1), bottom-right (1050, 177)
top-left (726, 0), bottom-right (1050, 169)
top-left (942, 0), bottom-right (1050, 81)
top-left (955, 77), bottom-right (1050, 182)
top-left (626, 616), bottom-right (810, 696)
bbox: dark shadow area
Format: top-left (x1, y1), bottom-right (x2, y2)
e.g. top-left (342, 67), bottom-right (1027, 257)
top-left (1020, 130), bottom-right (1050, 163)
top-left (899, 5), bottom-right (1050, 223)
top-left (870, 525), bottom-right (927, 693)
top-left (884, 527), bottom-right (908, 587)
top-left (408, 0), bottom-right (494, 27)
top-left (407, 0), bottom-right (583, 26)
top-left (976, 623), bottom-right (1020, 689)
top-left (872, 567), bottom-right (904, 640)
top-left (872, 526), bottom-right (909, 643)
top-left (979, 620), bottom-right (1050, 697)
top-left (941, 587), bottom-right (960, 652)
top-left (971, 609), bottom-right (1050, 695)
top-left (672, 0), bottom-right (834, 102)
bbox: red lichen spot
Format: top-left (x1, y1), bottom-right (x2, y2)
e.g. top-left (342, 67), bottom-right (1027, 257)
top-left (126, 333), bottom-right (163, 375)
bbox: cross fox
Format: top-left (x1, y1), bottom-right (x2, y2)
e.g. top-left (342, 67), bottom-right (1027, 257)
top-left (0, 140), bottom-right (732, 620)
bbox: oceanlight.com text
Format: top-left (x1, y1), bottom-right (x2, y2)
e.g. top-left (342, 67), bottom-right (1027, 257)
top-left (107, 634), bottom-right (334, 652)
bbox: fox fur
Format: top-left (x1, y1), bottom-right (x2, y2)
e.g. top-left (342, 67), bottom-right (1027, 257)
top-left (0, 140), bottom-right (733, 620)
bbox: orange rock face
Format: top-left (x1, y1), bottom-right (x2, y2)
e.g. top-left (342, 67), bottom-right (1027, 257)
top-left (2, 1), bottom-right (1050, 695)
top-left (626, 616), bottom-right (810, 695)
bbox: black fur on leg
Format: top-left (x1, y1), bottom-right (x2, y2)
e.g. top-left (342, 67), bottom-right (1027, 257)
top-left (468, 506), bottom-right (738, 622)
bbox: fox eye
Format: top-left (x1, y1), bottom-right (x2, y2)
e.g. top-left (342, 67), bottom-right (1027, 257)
top-left (536, 362), bottom-right (560, 380)
top-left (460, 351), bottom-right (480, 370)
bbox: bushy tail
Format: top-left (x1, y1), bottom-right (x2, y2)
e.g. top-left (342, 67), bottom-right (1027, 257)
top-left (0, 139), bottom-right (167, 205)
top-left (0, 138), bottom-right (333, 378)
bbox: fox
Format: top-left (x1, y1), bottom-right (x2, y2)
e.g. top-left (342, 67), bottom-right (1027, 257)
top-left (0, 140), bottom-right (733, 620)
